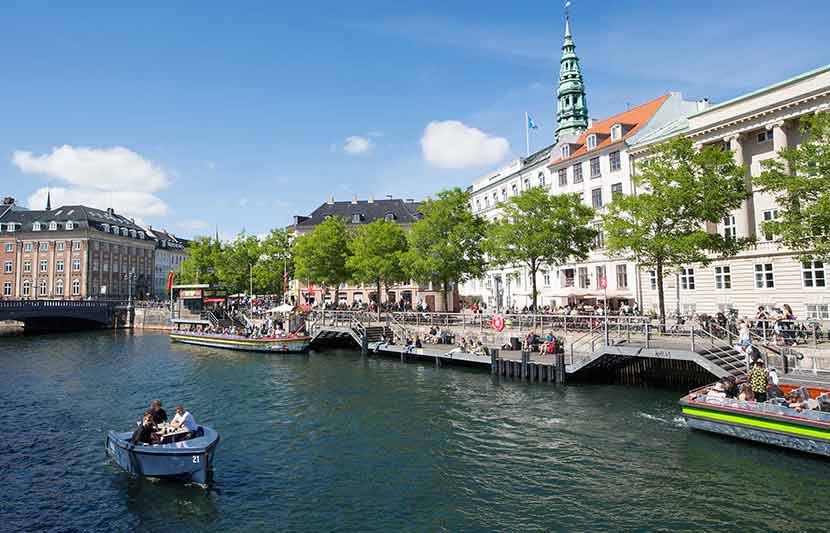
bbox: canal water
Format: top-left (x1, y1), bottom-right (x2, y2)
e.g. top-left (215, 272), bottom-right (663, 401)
top-left (1, 330), bottom-right (828, 532)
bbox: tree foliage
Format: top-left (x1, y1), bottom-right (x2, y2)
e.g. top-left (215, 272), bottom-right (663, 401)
top-left (178, 236), bottom-right (222, 287)
top-left (291, 216), bottom-right (351, 299)
top-left (485, 187), bottom-right (596, 309)
top-left (602, 137), bottom-right (748, 324)
top-left (402, 188), bottom-right (488, 310)
top-left (346, 219), bottom-right (409, 308)
top-left (755, 112), bottom-right (830, 261)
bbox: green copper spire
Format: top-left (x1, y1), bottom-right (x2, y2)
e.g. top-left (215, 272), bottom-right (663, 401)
top-left (555, 12), bottom-right (589, 141)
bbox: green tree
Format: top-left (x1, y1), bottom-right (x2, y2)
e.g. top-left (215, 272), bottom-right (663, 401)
top-left (254, 228), bottom-right (293, 299)
top-left (292, 216), bottom-right (351, 303)
top-left (346, 219), bottom-right (408, 314)
top-left (218, 232), bottom-right (263, 295)
top-left (603, 137), bottom-right (749, 325)
top-left (755, 112), bottom-right (830, 261)
top-left (485, 187), bottom-right (596, 310)
top-left (178, 236), bottom-right (222, 286)
top-left (402, 188), bottom-right (488, 311)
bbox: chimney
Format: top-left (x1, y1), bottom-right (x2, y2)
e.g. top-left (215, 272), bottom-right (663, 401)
top-left (696, 98), bottom-right (711, 112)
top-left (386, 195), bottom-right (393, 200)
top-left (587, 117), bottom-right (598, 128)
top-left (351, 195), bottom-right (358, 204)
top-left (107, 207), bottom-right (115, 215)
top-left (2, 197), bottom-right (14, 205)
top-left (327, 195), bottom-right (334, 205)
top-left (368, 195), bottom-right (374, 204)
top-left (405, 198), bottom-right (415, 203)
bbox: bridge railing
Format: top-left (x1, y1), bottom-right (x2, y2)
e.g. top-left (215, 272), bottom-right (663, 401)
top-left (0, 299), bottom-right (125, 309)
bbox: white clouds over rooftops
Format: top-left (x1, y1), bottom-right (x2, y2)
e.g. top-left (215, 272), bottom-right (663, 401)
top-left (421, 120), bottom-right (509, 169)
top-left (343, 136), bottom-right (374, 155)
top-left (26, 187), bottom-right (168, 220)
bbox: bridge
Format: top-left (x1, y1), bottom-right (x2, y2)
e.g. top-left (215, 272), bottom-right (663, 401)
top-left (0, 299), bottom-right (129, 331)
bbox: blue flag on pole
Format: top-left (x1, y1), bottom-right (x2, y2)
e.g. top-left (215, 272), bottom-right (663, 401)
top-left (527, 114), bottom-right (539, 130)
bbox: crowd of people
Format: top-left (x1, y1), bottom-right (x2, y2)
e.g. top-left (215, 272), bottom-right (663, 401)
top-left (131, 400), bottom-right (199, 445)
top-left (173, 316), bottom-right (305, 339)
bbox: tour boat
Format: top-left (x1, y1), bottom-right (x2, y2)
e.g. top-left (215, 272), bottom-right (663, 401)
top-left (106, 425), bottom-right (220, 487)
top-left (169, 331), bottom-right (312, 353)
top-left (679, 383), bottom-right (830, 457)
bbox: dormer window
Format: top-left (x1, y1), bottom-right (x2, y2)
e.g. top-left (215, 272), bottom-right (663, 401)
top-left (587, 134), bottom-right (597, 150)
top-left (49, 222), bottom-right (57, 231)
top-left (561, 144), bottom-right (570, 158)
top-left (129, 229), bottom-right (136, 238)
top-left (351, 213), bottom-right (363, 224)
top-left (611, 124), bottom-right (622, 141)
top-left (7, 224), bottom-right (15, 233)
top-left (102, 223), bottom-right (109, 232)
top-left (384, 213), bottom-right (396, 221)
top-left (33, 222), bottom-right (41, 231)
top-left (137, 231), bottom-right (144, 239)
top-left (121, 227), bottom-right (128, 236)
top-left (66, 221), bottom-right (74, 230)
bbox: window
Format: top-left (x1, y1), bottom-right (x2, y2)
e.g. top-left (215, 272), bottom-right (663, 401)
top-left (3, 261), bottom-right (11, 273)
top-left (138, 231), bottom-right (144, 239)
top-left (561, 144), bottom-right (570, 158)
top-left (573, 163), bottom-right (583, 183)
top-left (72, 259), bottom-right (81, 272)
top-left (22, 280), bottom-right (31, 296)
top-left (49, 222), bottom-right (57, 231)
top-left (578, 267), bottom-right (590, 288)
top-left (538, 172), bottom-right (546, 187)
top-left (757, 130), bottom-right (773, 143)
top-left (57, 241), bottom-right (65, 252)
top-left (542, 270), bottom-right (551, 287)
top-left (103, 261), bottom-right (109, 272)
top-left (39, 260), bottom-right (48, 273)
top-left (23, 260), bottom-right (31, 273)
top-left (57, 260), bottom-right (64, 273)
top-left (55, 279), bottom-right (64, 296)
top-left (33, 222), bottom-right (41, 231)
top-left (587, 134), bottom-right (597, 149)
top-left (66, 221), bottom-right (74, 230)
top-left (563, 269), bottom-right (575, 287)
top-left (610, 151), bottom-right (621, 171)
top-left (72, 241), bottom-right (81, 251)
top-left (616, 264), bottom-right (628, 289)
top-left (39, 242), bottom-right (48, 252)
top-left (121, 228), bottom-right (128, 236)
top-left (475, 199), bottom-right (481, 211)
top-left (723, 215), bottom-right (736, 239)
top-left (511, 184), bottom-right (518, 196)
top-left (38, 279), bottom-right (48, 296)
top-left (558, 168), bottom-right (568, 186)
top-left (3, 281), bottom-right (11, 296)
top-left (680, 267), bottom-right (695, 290)
top-left (754, 263), bottom-right (775, 288)
top-left (130, 229), bottom-right (136, 238)
top-left (5, 224), bottom-right (14, 233)
top-left (24, 242), bottom-right (33, 253)
top-left (102, 224), bottom-right (109, 232)
top-left (647, 270), bottom-right (657, 290)
top-left (714, 265), bottom-right (732, 289)
top-left (762, 209), bottom-right (779, 241)
top-left (590, 157), bottom-right (601, 178)
top-left (500, 188), bottom-right (506, 201)
top-left (807, 304), bottom-right (830, 320)
top-left (591, 188), bottom-right (603, 209)
top-left (484, 196), bottom-right (490, 208)
top-left (4, 243), bottom-right (12, 253)
top-left (384, 213), bottom-right (396, 221)
top-left (523, 178), bottom-right (530, 189)
top-left (595, 266), bottom-right (606, 288)
top-left (72, 279), bottom-right (80, 296)
top-left (803, 261), bottom-right (826, 288)
top-left (611, 124), bottom-right (622, 141)
top-left (611, 183), bottom-right (623, 200)
top-left (592, 222), bottom-right (604, 249)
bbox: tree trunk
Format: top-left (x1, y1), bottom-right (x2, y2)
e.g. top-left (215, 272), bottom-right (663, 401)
top-left (441, 280), bottom-right (449, 312)
top-left (333, 284), bottom-right (339, 309)
top-left (376, 277), bottom-right (382, 320)
top-left (530, 260), bottom-right (538, 311)
top-left (656, 259), bottom-right (666, 331)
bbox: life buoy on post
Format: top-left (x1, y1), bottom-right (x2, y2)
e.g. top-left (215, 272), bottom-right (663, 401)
top-left (492, 314), bottom-right (505, 332)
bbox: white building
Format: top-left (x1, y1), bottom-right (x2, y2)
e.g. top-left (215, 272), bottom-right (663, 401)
top-left (144, 227), bottom-right (188, 299)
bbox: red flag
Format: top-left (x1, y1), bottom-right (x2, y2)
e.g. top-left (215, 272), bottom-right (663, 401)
top-left (167, 271), bottom-right (175, 293)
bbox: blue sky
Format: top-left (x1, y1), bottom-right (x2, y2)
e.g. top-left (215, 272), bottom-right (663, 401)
top-left (2, 0), bottom-right (828, 238)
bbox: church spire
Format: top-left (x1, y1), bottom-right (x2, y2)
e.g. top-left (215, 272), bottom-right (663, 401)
top-left (555, 8), bottom-right (589, 142)
top-left (45, 189), bottom-right (51, 211)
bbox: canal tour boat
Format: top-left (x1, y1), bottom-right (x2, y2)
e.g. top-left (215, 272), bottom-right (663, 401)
top-left (106, 425), bottom-right (220, 487)
top-left (680, 383), bottom-right (830, 457)
top-left (169, 331), bottom-right (312, 353)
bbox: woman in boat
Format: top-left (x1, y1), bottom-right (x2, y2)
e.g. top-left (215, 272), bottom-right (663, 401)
top-left (737, 383), bottom-right (754, 402)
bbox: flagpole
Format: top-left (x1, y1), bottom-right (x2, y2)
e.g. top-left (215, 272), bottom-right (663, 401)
top-left (525, 112), bottom-right (530, 157)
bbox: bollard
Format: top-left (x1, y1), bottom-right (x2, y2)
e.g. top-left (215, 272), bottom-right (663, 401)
top-left (435, 356), bottom-right (441, 369)
top-left (555, 351), bottom-right (566, 384)
top-left (491, 348), bottom-right (499, 375)
top-left (361, 332), bottom-right (368, 356)
top-left (521, 350), bottom-right (529, 381)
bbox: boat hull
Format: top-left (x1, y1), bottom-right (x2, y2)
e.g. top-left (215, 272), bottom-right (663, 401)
top-left (106, 426), bottom-right (220, 487)
top-left (170, 333), bottom-right (311, 353)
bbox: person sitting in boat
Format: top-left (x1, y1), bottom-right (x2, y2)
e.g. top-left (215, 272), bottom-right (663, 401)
top-left (737, 383), bottom-right (754, 402)
top-left (131, 413), bottom-right (155, 445)
top-left (722, 376), bottom-right (739, 399)
top-left (706, 381), bottom-right (727, 399)
top-left (748, 359), bottom-right (769, 403)
top-left (170, 405), bottom-right (198, 437)
top-left (147, 399), bottom-right (167, 425)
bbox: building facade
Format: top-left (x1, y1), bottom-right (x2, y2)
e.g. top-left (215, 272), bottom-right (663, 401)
top-left (144, 227), bottom-right (189, 299)
top-left (289, 197), bottom-right (458, 311)
top-left (629, 65), bottom-right (830, 320)
top-left (0, 198), bottom-right (155, 299)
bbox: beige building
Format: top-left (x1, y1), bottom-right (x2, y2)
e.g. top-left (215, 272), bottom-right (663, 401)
top-left (629, 65), bottom-right (830, 320)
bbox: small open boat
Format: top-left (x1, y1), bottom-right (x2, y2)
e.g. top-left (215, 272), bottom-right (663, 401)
top-left (169, 331), bottom-right (312, 353)
top-left (680, 383), bottom-right (830, 457)
top-left (106, 426), bottom-right (220, 487)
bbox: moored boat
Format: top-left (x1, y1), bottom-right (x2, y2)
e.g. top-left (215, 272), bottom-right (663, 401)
top-left (106, 425), bottom-right (220, 487)
top-left (169, 331), bottom-right (312, 353)
top-left (680, 383), bottom-right (830, 457)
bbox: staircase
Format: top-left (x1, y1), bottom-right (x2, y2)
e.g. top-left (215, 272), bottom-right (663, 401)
top-left (364, 325), bottom-right (391, 343)
top-left (695, 344), bottom-right (746, 378)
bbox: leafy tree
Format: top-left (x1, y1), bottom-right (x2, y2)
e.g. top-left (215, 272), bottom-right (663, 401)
top-left (402, 188), bottom-right (488, 311)
top-left (755, 112), bottom-right (830, 261)
top-left (485, 187), bottom-right (596, 310)
top-left (292, 216), bottom-right (351, 303)
top-left (254, 228), bottom-right (293, 299)
top-left (218, 232), bottom-right (263, 295)
top-left (178, 236), bottom-right (222, 287)
top-left (346, 219), bottom-right (408, 315)
top-left (602, 137), bottom-right (748, 325)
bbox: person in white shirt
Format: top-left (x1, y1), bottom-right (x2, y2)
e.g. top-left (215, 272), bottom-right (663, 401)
top-left (171, 405), bottom-right (198, 435)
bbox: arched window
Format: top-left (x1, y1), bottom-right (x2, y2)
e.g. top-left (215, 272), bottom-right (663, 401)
top-left (587, 134), bottom-right (597, 150)
top-left (38, 279), bottom-right (48, 296)
top-left (384, 213), bottom-right (396, 221)
top-left (561, 145), bottom-right (570, 158)
top-left (55, 279), bottom-right (64, 296)
top-left (22, 280), bottom-right (31, 296)
top-left (538, 172), bottom-right (546, 187)
top-left (33, 222), bottom-right (41, 231)
top-left (66, 221), bottom-right (74, 230)
top-left (49, 222), bottom-right (57, 231)
top-left (72, 279), bottom-right (81, 296)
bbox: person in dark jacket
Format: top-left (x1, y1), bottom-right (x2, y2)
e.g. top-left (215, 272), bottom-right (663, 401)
top-left (131, 414), bottom-right (155, 445)
top-left (147, 399), bottom-right (167, 425)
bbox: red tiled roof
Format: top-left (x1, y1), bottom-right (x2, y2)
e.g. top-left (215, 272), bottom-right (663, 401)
top-left (548, 94), bottom-right (670, 166)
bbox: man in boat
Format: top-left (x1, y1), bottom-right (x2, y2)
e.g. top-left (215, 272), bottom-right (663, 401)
top-left (170, 405), bottom-right (199, 438)
top-left (147, 399), bottom-right (167, 425)
top-left (131, 413), bottom-right (155, 445)
top-left (748, 359), bottom-right (769, 403)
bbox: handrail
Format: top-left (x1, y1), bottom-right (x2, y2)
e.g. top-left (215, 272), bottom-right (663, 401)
top-left (692, 324), bottom-right (747, 376)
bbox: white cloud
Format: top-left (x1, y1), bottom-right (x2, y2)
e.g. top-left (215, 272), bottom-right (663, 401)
top-left (421, 120), bottom-right (509, 169)
top-left (12, 145), bottom-right (170, 192)
top-left (238, 197), bottom-right (249, 207)
top-left (177, 219), bottom-right (210, 231)
top-left (27, 187), bottom-right (167, 220)
top-left (343, 136), bottom-right (374, 155)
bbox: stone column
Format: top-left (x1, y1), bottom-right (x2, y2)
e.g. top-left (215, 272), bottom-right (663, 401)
top-left (767, 120), bottom-right (788, 153)
top-left (725, 133), bottom-right (755, 239)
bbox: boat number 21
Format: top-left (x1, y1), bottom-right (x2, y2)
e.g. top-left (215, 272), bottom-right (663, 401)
top-left (192, 455), bottom-right (200, 463)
